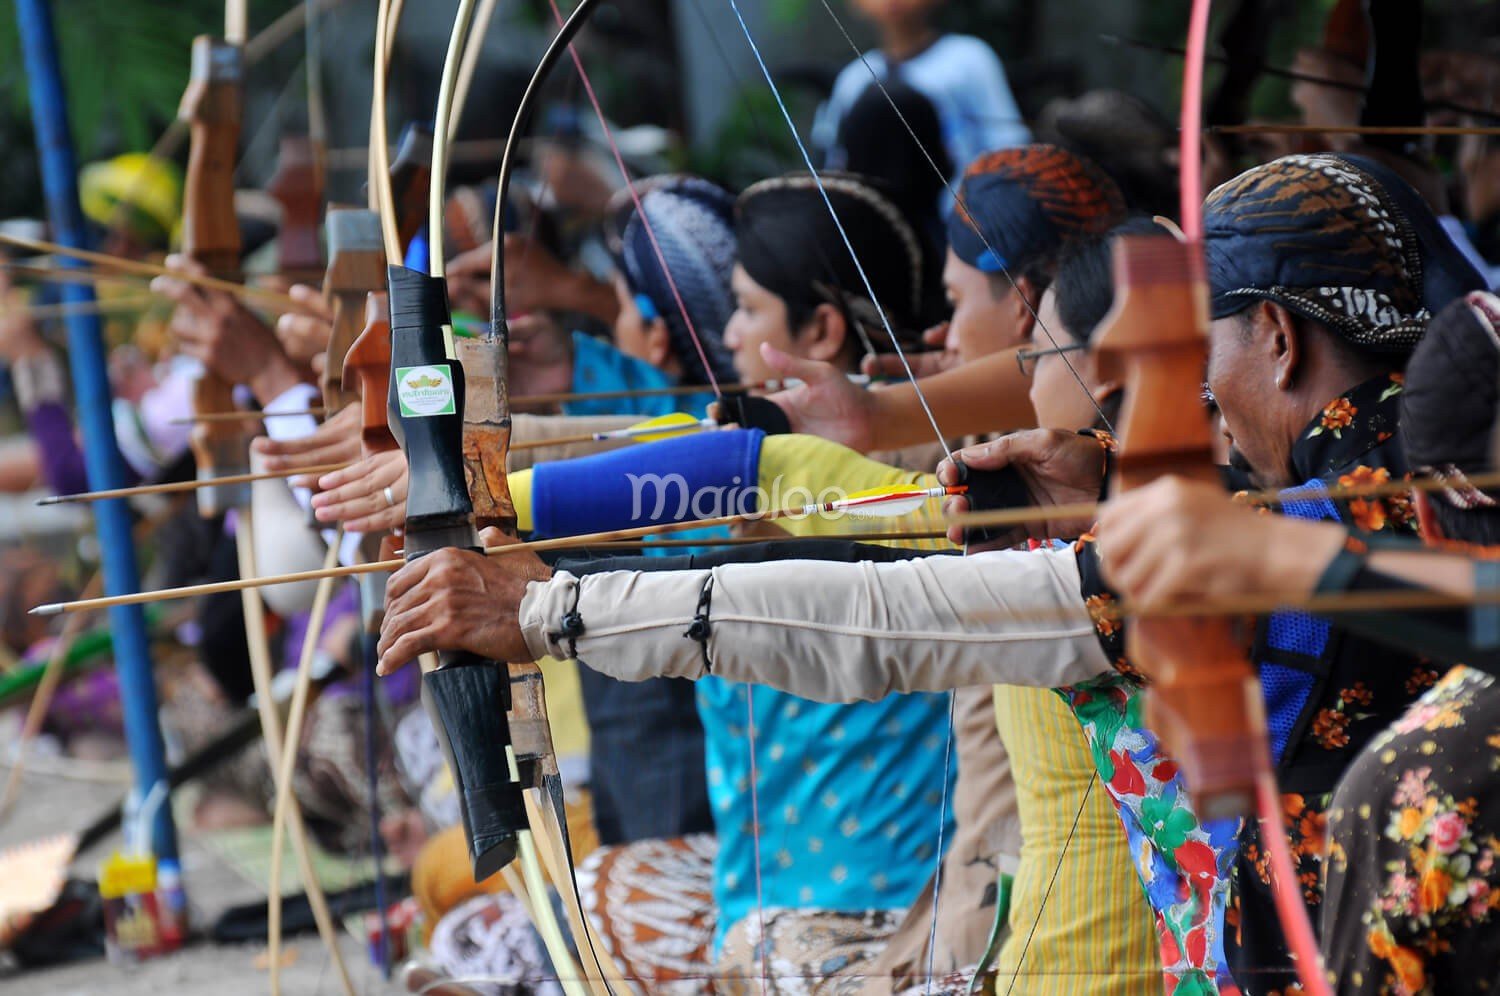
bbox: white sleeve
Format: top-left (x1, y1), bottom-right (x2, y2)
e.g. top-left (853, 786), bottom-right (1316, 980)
top-left (519, 546), bottom-right (1109, 701)
top-left (257, 383), bottom-right (368, 564)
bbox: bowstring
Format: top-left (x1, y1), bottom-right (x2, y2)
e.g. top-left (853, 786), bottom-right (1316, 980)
top-left (728, 0), bottom-right (952, 464)
top-left (533, 9), bottom-right (734, 993)
top-left (727, 7), bottom-right (970, 995)
top-left (812, 0), bottom-right (1114, 438)
top-left (808, 5), bottom-right (1123, 987)
top-left (542, 0), bottom-right (723, 397)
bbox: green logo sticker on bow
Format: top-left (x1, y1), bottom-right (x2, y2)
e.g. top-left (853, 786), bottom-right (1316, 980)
top-left (395, 364), bottom-right (457, 417)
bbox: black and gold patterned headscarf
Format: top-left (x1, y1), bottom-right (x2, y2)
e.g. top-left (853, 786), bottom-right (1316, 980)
top-left (1205, 153), bottom-right (1485, 354)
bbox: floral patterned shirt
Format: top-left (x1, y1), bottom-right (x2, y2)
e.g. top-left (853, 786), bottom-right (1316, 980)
top-left (1323, 665), bottom-right (1500, 995)
top-left (1068, 374), bottom-right (1429, 996)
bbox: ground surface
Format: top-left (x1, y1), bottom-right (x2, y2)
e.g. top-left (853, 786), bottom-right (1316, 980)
top-left (0, 751), bottom-right (404, 995)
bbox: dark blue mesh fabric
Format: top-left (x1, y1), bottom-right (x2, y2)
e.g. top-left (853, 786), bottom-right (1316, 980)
top-left (1266, 606), bottom-right (1330, 658)
top-left (1259, 480), bottom-right (1340, 762)
top-left (1260, 659), bottom-right (1312, 762)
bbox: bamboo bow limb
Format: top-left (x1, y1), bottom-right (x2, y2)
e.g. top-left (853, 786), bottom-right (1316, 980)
top-left (235, 512), bottom-right (354, 996)
top-left (267, 538), bottom-right (342, 995)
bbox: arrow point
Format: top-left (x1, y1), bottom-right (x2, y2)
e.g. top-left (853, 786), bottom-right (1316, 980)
top-left (30, 603), bottom-right (62, 617)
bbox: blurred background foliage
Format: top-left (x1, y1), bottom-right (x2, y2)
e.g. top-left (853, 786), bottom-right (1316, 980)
top-left (0, 0), bottom-right (1495, 219)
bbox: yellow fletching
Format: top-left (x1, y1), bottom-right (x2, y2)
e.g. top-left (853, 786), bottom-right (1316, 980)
top-left (615, 412), bottom-right (710, 443)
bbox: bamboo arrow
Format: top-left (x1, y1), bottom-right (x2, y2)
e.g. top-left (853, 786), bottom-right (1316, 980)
top-left (37, 462), bottom-right (349, 505)
top-left (4, 295), bottom-right (157, 320)
top-left (944, 465), bottom-right (1498, 532)
top-left (31, 484), bottom-right (969, 617)
top-left (509, 412), bottom-right (718, 452)
top-left (0, 233), bottom-right (308, 313)
top-left (168, 408), bottom-right (328, 425)
top-left (36, 466), bottom-right (1494, 618)
top-left (163, 373), bottom-right (875, 425)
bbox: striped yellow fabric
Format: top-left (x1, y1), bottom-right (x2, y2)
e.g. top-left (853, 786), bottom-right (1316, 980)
top-left (992, 685), bottom-right (1159, 996)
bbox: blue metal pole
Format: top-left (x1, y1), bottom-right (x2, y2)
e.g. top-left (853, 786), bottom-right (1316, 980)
top-left (14, 0), bottom-right (178, 861)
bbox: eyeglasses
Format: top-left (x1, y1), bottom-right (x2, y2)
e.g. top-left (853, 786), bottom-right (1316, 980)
top-left (1015, 341), bottom-right (1086, 376)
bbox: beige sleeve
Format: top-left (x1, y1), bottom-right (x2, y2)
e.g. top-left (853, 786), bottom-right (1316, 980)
top-left (518, 546), bottom-right (1108, 699)
top-left (506, 413), bottom-right (639, 471)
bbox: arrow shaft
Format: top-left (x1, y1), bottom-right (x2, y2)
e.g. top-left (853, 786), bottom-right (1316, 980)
top-left (41, 462), bottom-right (349, 504)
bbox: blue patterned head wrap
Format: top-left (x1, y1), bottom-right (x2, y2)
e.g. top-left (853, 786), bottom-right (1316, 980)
top-left (608, 175), bottom-right (738, 386)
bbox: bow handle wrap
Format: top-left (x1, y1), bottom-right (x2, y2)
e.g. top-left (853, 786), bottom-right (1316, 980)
top-left (179, 34), bottom-right (249, 516)
top-left (386, 261), bottom-right (525, 877)
top-left (1092, 235), bottom-right (1270, 820)
top-left (387, 265), bottom-right (476, 553)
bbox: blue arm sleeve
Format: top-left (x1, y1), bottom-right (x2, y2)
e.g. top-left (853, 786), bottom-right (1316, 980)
top-left (531, 428), bottom-right (765, 537)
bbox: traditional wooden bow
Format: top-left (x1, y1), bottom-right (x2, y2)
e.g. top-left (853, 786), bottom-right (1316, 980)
top-left (1090, 2), bottom-right (1332, 993)
top-left (266, 133), bottom-right (325, 284)
top-left (178, 23), bottom-right (251, 518)
top-left (372, 11), bottom-right (600, 990)
top-left (177, 4), bottom-right (352, 992)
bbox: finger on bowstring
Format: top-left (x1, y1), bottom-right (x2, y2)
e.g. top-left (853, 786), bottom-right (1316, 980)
top-left (949, 432), bottom-right (1035, 476)
top-left (941, 494), bottom-right (970, 547)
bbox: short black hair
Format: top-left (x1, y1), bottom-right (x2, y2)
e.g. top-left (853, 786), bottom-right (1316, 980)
top-left (1052, 217), bottom-right (1170, 341)
top-left (984, 252), bottom-right (1056, 303)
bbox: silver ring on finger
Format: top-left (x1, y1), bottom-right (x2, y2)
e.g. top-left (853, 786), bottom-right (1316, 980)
top-left (383, 486), bottom-right (396, 507)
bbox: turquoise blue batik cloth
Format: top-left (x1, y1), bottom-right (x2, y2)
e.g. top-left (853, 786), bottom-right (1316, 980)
top-left (564, 331), bottom-right (716, 419)
top-left (696, 678), bottom-right (956, 953)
